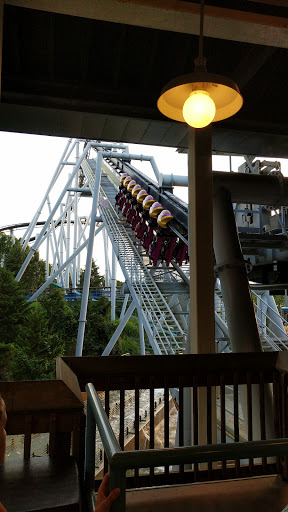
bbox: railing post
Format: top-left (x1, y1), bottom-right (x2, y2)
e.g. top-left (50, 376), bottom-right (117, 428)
top-left (110, 468), bottom-right (126, 512)
top-left (85, 399), bottom-right (96, 512)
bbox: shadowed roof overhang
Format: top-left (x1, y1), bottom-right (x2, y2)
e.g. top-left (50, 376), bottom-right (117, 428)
top-left (1, 0), bottom-right (288, 157)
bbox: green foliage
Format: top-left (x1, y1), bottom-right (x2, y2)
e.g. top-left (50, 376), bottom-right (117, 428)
top-left (274, 295), bottom-right (284, 314)
top-left (0, 343), bottom-right (14, 380)
top-left (1, 234), bottom-right (46, 292)
top-left (0, 234), bottom-right (142, 381)
top-left (39, 289), bottom-right (77, 354)
top-left (0, 267), bottom-right (28, 344)
top-left (118, 317), bottom-right (141, 355)
top-left (79, 259), bottom-right (104, 288)
top-left (82, 297), bottom-right (115, 356)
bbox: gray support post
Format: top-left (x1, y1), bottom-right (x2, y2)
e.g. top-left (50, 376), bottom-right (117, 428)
top-left (120, 294), bottom-right (129, 320)
top-left (213, 186), bottom-right (261, 352)
top-left (75, 153), bottom-right (104, 357)
top-left (72, 141), bottom-right (80, 289)
top-left (46, 232), bottom-right (50, 279)
top-left (111, 250), bottom-right (116, 322)
top-left (139, 318), bottom-right (145, 355)
top-left (102, 302), bottom-right (135, 356)
top-left (103, 230), bottom-right (110, 288)
top-left (267, 293), bottom-right (288, 338)
top-left (16, 141), bottom-right (93, 282)
top-left (47, 199), bottom-right (65, 289)
top-left (213, 186), bottom-right (275, 440)
top-left (27, 225), bottom-right (104, 302)
top-left (21, 138), bottom-right (74, 249)
top-left (65, 181), bottom-right (72, 288)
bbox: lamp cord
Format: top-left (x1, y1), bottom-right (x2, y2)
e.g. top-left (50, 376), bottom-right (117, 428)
top-left (199, 0), bottom-right (205, 59)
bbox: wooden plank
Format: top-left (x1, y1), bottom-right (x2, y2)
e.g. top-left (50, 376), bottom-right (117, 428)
top-left (116, 0), bottom-right (288, 28)
top-left (61, 353), bottom-right (277, 390)
top-left (0, 381), bottom-right (83, 412)
top-left (233, 372), bottom-right (240, 478)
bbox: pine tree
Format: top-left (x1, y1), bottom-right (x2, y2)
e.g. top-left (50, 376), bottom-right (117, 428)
top-left (79, 259), bottom-right (105, 288)
top-left (0, 267), bottom-right (28, 345)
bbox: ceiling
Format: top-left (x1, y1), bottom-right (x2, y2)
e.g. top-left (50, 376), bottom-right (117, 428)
top-left (1, 0), bottom-right (288, 156)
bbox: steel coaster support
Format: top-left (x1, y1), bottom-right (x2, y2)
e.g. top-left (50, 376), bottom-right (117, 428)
top-left (47, 200), bottom-right (65, 289)
top-left (102, 301), bottom-right (136, 356)
top-left (16, 143), bottom-right (91, 282)
top-left (139, 318), bottom-right (145, 355)
top-left (21, 138), bottom-right (75, 249)
top-left (74, 143), bottom-right (127, 356)
top-left (111, 249), bottom-right (116, 322)
top-left (65, 183), bottom-right (72, 288)
top-left (27, 225), bottom-right (104, 302)
top-left (120, 294), bottom-right (129, 319)
top-left (103, 229), bottom-right (110, 288)
top-left (72, 142), bottom-right (80, 289)
top-left (75, 154), bottom-right (103, 357)
top-left (213, 185), bottom-right (275, 441)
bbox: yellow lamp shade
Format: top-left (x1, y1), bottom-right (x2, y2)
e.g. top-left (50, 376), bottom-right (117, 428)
top-left (183, 90), bottom-right (216, 128)
top-left (157, 72), bottom-right (243, 125)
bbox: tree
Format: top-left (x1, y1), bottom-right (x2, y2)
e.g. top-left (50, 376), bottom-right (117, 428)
top-left (0, 267), bottom-right (28, 345)
top-left (1, 234), bottom-right (46, 292)
top-left (38, 289), bottom-right (78, 355)
top-left (79, 259), bottom-right (105, 288)
top-left (82, 297), bottom-right (115, 356)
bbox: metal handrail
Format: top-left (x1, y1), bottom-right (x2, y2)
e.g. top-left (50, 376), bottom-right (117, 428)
top-left (85, 382), bottom-right (288, 512)
top-left (214, 282), bottom-right (288, 351)
top-left (253, 290), bottom-right (288, 328)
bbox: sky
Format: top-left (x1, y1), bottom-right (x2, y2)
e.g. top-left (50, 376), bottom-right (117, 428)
top-left (0, 131), bottom-right (287, 278)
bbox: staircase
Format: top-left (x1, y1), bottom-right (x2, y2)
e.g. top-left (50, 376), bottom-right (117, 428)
top-left (81, 158), bottom-right (185, 355)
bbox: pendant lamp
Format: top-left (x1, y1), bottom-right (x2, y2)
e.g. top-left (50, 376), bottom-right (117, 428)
top-left (157, 0), bottom-right (243, 128)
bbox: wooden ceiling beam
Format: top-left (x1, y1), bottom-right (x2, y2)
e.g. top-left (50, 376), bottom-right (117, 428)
top-left (118, 0), bottom-right (288, 28)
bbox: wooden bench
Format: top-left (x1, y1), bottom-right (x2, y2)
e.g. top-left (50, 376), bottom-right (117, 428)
top-left (0, 379), bottom-right (85, 512)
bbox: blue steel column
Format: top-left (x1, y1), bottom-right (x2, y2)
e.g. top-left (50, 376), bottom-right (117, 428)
top-left (75, 153), bottom-right (103, 357)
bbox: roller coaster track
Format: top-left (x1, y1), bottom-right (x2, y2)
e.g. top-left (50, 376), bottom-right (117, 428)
top-left (81, 159), bottom-right (185, 355)
top-left (11, 139), bottom-right (288, 355)
top-left (82, 153), bottom-right (288, 355)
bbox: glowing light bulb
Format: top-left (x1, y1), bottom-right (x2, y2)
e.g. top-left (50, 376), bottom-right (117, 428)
top-left (183, 90), bottom-right (216, 128)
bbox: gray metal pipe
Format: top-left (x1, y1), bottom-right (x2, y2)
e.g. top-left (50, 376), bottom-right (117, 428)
top-left (75, 153), bottom-right (104, 357)
top-left (214, 171), bottom-right (288, 206)
top-left (213, 186), bottom-right (275, 441)
top-left (101, 152), bottom-right (160, 181)
top-left (157, 170), bottom-right (288, 207)
top-left (213, 186), bottom-right (261, 352)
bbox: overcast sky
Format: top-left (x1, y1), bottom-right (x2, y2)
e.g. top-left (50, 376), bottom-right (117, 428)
top-left (0, 131), bottom-right (287, 277)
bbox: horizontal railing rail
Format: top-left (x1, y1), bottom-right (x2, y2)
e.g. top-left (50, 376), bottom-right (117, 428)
top-left (85, 382), bottom-right (288, 512)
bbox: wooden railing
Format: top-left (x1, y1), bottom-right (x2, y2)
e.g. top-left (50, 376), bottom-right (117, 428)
top-left (0, 379), bottom-right (86, 512)
top-left (58, 352), bottom-right (288, 492)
